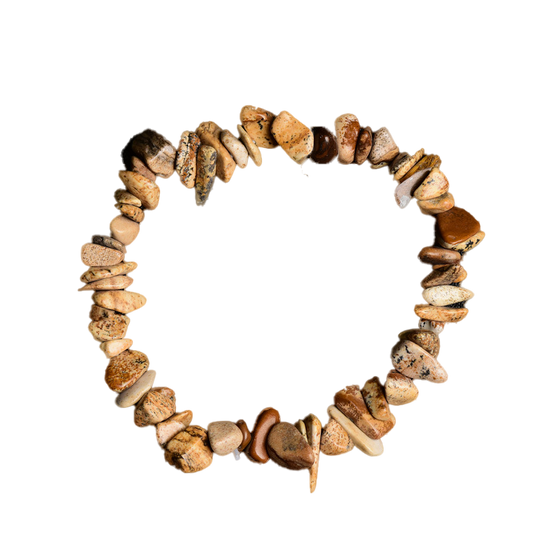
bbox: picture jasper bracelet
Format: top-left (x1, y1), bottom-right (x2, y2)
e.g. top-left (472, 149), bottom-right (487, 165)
top-left (79, 106), bottom-right (484, 493)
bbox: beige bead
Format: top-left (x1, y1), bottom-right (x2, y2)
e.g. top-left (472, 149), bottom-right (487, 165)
top-left (422, 285), bottom-right (474, 306)
top-left (294, 420), bottom-right (307, 441)
top-left (437, 230), bottom-right (485, 253)
top-left (415, 304), bottom-right (468, 323)
top-left (271, 111), bottom-right (314, 163)
top-left (119, 171), bottom-right (160, 210)
top-left (240, 105), bottom-right (277, 148)
top-left (114, 189), bottom-right (142, 207)
top-left (384, 370), bottom-right (419, 406)
top-left (79, 275), bottom-right (133, 292)
top-left (110, 215), bottom-right (140, 246)
top-left (414, 168), bottom-right (450, 200)
top-left (334, 113), bottom-right (360, 164)
top-left (156, 410), bottom-right (193, 447)
top-left (116, 370), bottom-right (156, 408)
top-left (134, 387), bottom-right (176, 427)
top-left (304, 414), bottom-right (321, 494)
top-left (100, 338), bottom-right (133, 358)
top-left (196, 121), bottom-right (236, 183)
top-left (221, 129), bottom-right (248, 168)
top-left (105, 350), bottom-right (149, 392)
top-left (207, 421), bottom-right (243, 456)
top-left (89, 313), bottom-right (130, 341)
top-left (368, 127), bottom-right (399, 165)
top-left (393, 148), bottom-right (425, 181)
top-left (165, 425), bottom-right (213, 473)
top-left (361, 377), bottom-right (394, 422)
top-left (115, 203), bottom-right (144, 223)
top-left (320, 418), bottom-right (354, 456)
top-left (81, 243), bottom-right (124, 267)
top-left (391, 340), bottom-right (448, 383)
top-left (93, 290), bottom-right (146, 314)
top-left (418, 192), bottom-right (455, 215)
top-left (80, 262), bottom-right (137, 283)
top-left (237, 124), bottom-right (262, 166)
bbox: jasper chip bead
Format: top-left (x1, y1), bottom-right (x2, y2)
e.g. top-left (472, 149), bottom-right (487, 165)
top-left (104, 349), bottom-right (149, 392)
top-left (310, 126), bottom-right (338, 164)
top-left (165, 425), bottom-right (213, 473)
top-left (134, 387), bottom-right (176, 427)
top-left (266, 422), bottom-right (314, 470)
top-left (436, 207), bottom-right (481, 245)
top-left (245, 407), bottom-right (280, 464)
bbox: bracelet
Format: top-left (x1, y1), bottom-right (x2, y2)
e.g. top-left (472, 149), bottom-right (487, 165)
top-left (80, 106), bottom-right (484, 493)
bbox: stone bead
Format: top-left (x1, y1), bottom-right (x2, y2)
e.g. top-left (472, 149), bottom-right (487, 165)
top-left (165, 426), bottom-right (213, 473)
top-left (354, 126), bottom-right (373, 164)
top-left (80, 262), bottom-right (138, 283)
top-left (400, 154), bottom-right (441, 184)
top-left (295, 419), bottom-right (307, 440)
top-left (411, 301), bottom-right (472, 326)
top-left (392, 148), bottom-right (425, 181)
top-left (310, 126), bottom-right (338, 164)
top-left (156, 410), bottom-right (193, 447)
top-left (196, 121), bottom-right (236, 183)
top-left (240, 105), bottom-right (277, 148)
top-left (391, 340), bottom-right (448, 383)
top-left (236, 419), bottom-right (252, 452)
top-left (127, 129), bottom-right (176, 178)
top-left (110, 215), bottom-right (140, 246)
top-left (389, 152), bottom-right (411, 174)
top-left (304, 414), bottom-right (321, 493)
top-left (334, 113), bottom-right (360, 164)
top-left (327, 405), bottom-right (384, 457)
top-left (245, 407), bottom-right (280, 464)
top-left (115, 203), bottom-right (144, 223)
top-left (437, 230), bottom-right (485, 253)
top-left (399, 328), bottom-right (440, 357)
top-left (369, 127), bottom-right (399, 165)
top-left (92, 235), bottom-right (127, 254)
top-left (208, 421), bottom-right (243, 456)
top-left (271, 111), bottom-right (313, 164)
top-left (100, 338), bottom-right (133, 358)
top-left (422, 264), bottom-right (467, 288)
top-left (320, 418), bottom-right (354, 455)
top-left (175, 131), bottom-right (201, 189)
top-left (436, 206), bottom-right (481, 245)
top-left (134, 387), bottom-right (176, 427)
top-left (88, 289), bottom-right (150, 314)
top-left (394, 171), bottom-right (431, 208)
top-left (195, 145), bottom-right (217, 206)
top-left (114, 189), bottom-right (142, 207)
top-left (89, 304), bottom-right (118, 321)
top-left (418, 192), bottom-right (455, 215)
top-left (414, 168), bottom-right (449, 200)
top-left (418, 319), bottom-right (446, 334)
top-left (361, 377), bottom-right (394, 422)
top-left (81, 243), bottom-right (124, 267)
top-left (423, 285), bottom-right (474, 306)
top-left (79, 275), bottom-right (133, 292)
top-left (221, 129), bottom-right (248, 168)
top-left (130, 155), bottom-right (157, 181)
top-left (266, 422), bottom-right (314, 470)
top-left (418, 246), bottom-right (462, 265)
top-left (89, 312), bottom-right (130, 341)
top-left (237, 124), bottom-right (262, 166)
top-left (116, 370), bottom-right (156, 408)
top-left (384, 370), bottom-right (419, 406)
top-left (104, 349), bottom-right (149, 392)
top-left (119, 171), bottom-right (160, 210)
top-left (334, 385), bottom-right (395, 439)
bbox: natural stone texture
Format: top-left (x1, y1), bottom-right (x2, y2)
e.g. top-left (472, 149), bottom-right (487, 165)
top-left (100, 338), bottom-right (133, 358)
top-left (266, 422), bottom-right (314, 470)
top-left (134, 387), bottom-right (176, 427)
top-left (175, 131), bottom-right (201, 189)
top-left (385, 145), bottom-right (427, 185)
top-left (114, 189), bottom-right (142, 207)
top-left (414, 168), bottom-right (449, 200)
top-left (165, 426), bottom-right (213, 473)
top-left (208, 421), bottom-right (243, 456)
top-left (335, 113), bottom-right (360, 164)
top-left (195, 145), bottom-right (217, 206)
top-left (320, 418), bottom-right (354, 455)
top-left (399, 154), bottom-right (441, 184)
top-left (240, 105), bottom-right (277, 149)
top-left (354, 126), bottom-right (373, 164)
top-left (156, 410), bottom-right (193, 447)
top-left (423, 285), bottom-right (474, 306)
top-left (80, 262), bottom-right (137, 283)
top-left (245, 407), bottom-right (280, 464)
top-left (327, 405), bottom-right (384, 456)
top-left (418, 192), bottom-right (455, 215)
top-left (361, 377), bottom-right (394, 422)
top-left (415, 303), bottom-right (468, 323)
top-left (130, 155), bottom-right (157, 181)
top-left (89, 312), bottom-right (130, 341)
top-left (116, 369), bottom-right (156, 408)
top-left (395, 171), bottom-right (431, 208)
top-left (418, 246), bottom-right (462, 265)
top-left (105, 349), bottom-right (149, 392)
top-left (304, 414), bottom-right (321, 493)
top-left (221, 129), bottom-right (248, 168)
top-left (196, 121), bottom-right (236, 182)
top-left (93, 290), bottom-right (146, 314)
top-left (369, 127), bottom-right (399, 165)
top-left (294, 419), bottom-right (307, 441)
top-left (271, 111), bottom-right (313, 163)
top-left (79, 275), bottom-right (133, 292)
top-left (89, 304), bottom-right (119, 321)
top-left (399, 328), bottom-right (440, 357)
top-left (237, 124), bottom-right (262, 166)
top-left (384, 370), bottom-right (419, 406)
top-left (334, 385), bottom-right (395, 439)
top-left (115, 203), bottom-right (144, 223)
top-left (119, 171), bottom-right (160, 210)
top-left (436, 206), bottom-right (481, 245)
top-left (81, 243), bottom-right (124, 267)
top-left (419, 319), bottom-right (446, 334)
top-left (422, 264), bottom-right (467, 288)
top-left (92, 235), bottom-right (127, 254)
top-left (127, 129), bottom-right (176, 178)
top-left (310, 126), bottom-right (338, 164)
top-left (236, 419), bottom-right (252, 452)
top-left (110, 215), bottom-right (140, 246)
top-left (391, 340), bottom-right (448, 383)
top-left (438, 230), bottom-right (485, 253)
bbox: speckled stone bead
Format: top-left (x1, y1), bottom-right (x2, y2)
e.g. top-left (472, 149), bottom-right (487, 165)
top-left (414, 168), bottom-right (449, 200)
top-left (175, 131), bottom-right (201, 188)
top-left (125, 129), bottom-right (176, 178)
top-left (115, 203), bottom-right (144, 223)
top-left (89, 312), bottom-right (130, 341)
top-left (237, 124), bottom-right (262, 166)
top-left (79, 275), bottom-right (133, 292)
top-left (335, 113), bottom-right (360, 164)
top-left (389, 152), bottom-right (410, 174)
top-left (310, 126), bottom-right (338, 164)
top-left (245, 407), bottom-right (280, 464)
top-left (418, 192), bottom-right (455, 215)
top-left (266, 422), bottom-right (314, 470)
top-left (391, 340), bottom-right (447, 383)
top-left (165, 425), bottom-right (213, 473)
top-left (104, 349), bottom-right (149, 392)
top-left (384, 370), bottom-right (419, 406)
top-left (419, 319), bottom-right (446, 334)
top-left (208, 421), bottom-right (243, 456)
top-left (119, 171), bottom-right (160, 210)
top-left (399, 154), bottom-right (441, 184)
top-left (156, 410), bottom-right (193, 447)
top-left (271, 111), bottom-right (313, 163)
top-left (196, 121), bottom-right (236, 183)
top-left (438, 230), bottom-right (485, 253)
top-left (92, 235), bottom-right (127, 254)
top-left (395, 172), bottom-right (430, 208)
top-left (93, 290), bottom-right (146, 314)
top-left (361, 377), bottom-right (394, 422)
top-left (134, 387), bottom-right (176, 427)
top-left (114, 189), bottom-right (142, 208)
top-left (415, 304), bottom-right (469, 323)
top-left (320, 418), bottom-right (354, 455)
top-left (354, 127), bottom-right (373, 164)
top-left (418, 246), bottom-right (462, 265)
top-left (423, 285), bottom-right (474, 306)
top-left (110, 215), bottom-right (140, 246)
top-left (399, 328), bottom-right (440, 357)
top-left (195, 145), bottom-right (217, 206)
top-left (240, 105), bottom-right (277, 149)
top-left (221, 129), bottom-right (248, 168)
top-left (80, 262), bottom-right (138, 283)
top-left (100, 338), bottom-right (133, 358)
top-left (304, 414), bottom-right (321, 493)
top-left (368, 127), bottom-right (399, 165)
top-left (116, 369), bottom-right (156, 408)
top-left (393, 148), bottom-right (425, 181)
top-left (81, 244), bottom-right (124, 267)
top-left (422, 264), bottom-right (467, 288)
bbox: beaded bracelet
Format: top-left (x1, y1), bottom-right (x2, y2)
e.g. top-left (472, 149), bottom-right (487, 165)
top-left (80, 106), bottom-right (484, 493)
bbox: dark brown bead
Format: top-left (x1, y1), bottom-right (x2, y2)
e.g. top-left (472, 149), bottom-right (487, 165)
top-left (418, 246), bottom-right (462, 265)
top-left (310, 126), bottom-right (338, 164)
top-left (389, 152), bottom-right (410, 174)
top-left (245, 407), bottom-right (280, 464)
top-left (354, 127), bottom-right (373, 165)
top-left (436, 207), bottom-right (481, 245)
top-left (236, 419), bottom-right (252, 452)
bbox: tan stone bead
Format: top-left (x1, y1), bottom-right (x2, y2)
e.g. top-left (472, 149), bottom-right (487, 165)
top-left (196, 121), bottom-right (236, 183)
top-left (80, 262), bottom-right (138, 283)
top-left (354, 126), bottom-right (373, 164)
top-left (361, 377), bottom-right (394, 422)
top-left (236, 419), bottom-right (252, 452)
top-left (270, 111), bottom-right (313, 163)
top-left (195, 145), bottom-right (217, 206)
top-left (395, 171), bottom-right (431, 208)
top-left (104, 350), bottom-right (149, 393)
top-left (156, 410), bottom-right (193, 447)
top-left (89, 312), bottom-right (130, 341)
top-left (400, 154), bottom-right (441, 184)
top-left (81, 243), bottom-right (124, 267)
top-left (115, 203), bottom-right (144, 223)
top-left (415, 304), bottom-right (469, 323)
top-left (165, 425), bottom-right (213, 473)
top-left (119, 171), bottom-right (160, 210)
top-left (176, 131), bottom-right (201, 189)
top-left (100, 338), bottom-right (133, 358)
top-left (246, 407), bottom-right (280, 464)
top-left (334, 113), bottom-right (360, 164)
top-left (437, 230), bottom-right (485, 253)
top-left (129, 129), bottom-right (176, 178)
top-left (399, 328), bottom-right (440, 357)
top-left (414, 168), bottom-right (449, 200)
top-left (220, 129), bottom-right (248, 168)
top-left (304, 414), bottom-right (321, 494)
top-left (237, 124), bottom-right (262, 166)
top-left (114, 189), bottom-right (142, 207)
top-left (384, 370), bottom-right (419, 406)
top-left (89, 305), bottom-right (119, 321)
top-left (110, 215), bottom-right (140, 246)
top-left (393, 148), bottom-right (425, 181)
top-left (92, 235), bottom-right (127, 254)
top-left (423, 285), bottom-right (474, 306)
top-left (418, 192), bottom-right (455, 215)
top-left (207, 421), bottom-right (243, 456)
top-left (134, 387), bottom-right (176, 427)
top-left (369, 127), bottom-right (399, 165)
top-left (266, 422), bottom-right (314, 470)
top-left (422, 264), bottom-right (467, 288)
top-left (294, 419), bottom-right (307, 440)
top-left (418, 246), bottom-right (462, 265)
top-left (79, 275), bottom-right (133, 292)
top-left (93, 290), bottom-right (146, 314)
top-left (129, 156), bottom-right (157, 181)
top-left (391, 340), bottom-right (448, 383)
top-left (240, 105), bottom-right (277, 148)
top-left (116, 370), bottom-right (156, 408)
top-left (320, 417), bottom-right (354, 456)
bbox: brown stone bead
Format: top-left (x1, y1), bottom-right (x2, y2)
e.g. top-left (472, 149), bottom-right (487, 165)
top-left (115, 203), bottom-right (144, 223)
top-left (422, 264), bottom-right (467, 288)
top-left (266, 422), bottom-right (314, 470)
top-left (89, 312), bottom-right (130, 341)
top-left (354, 126), bottom-right (373, 164)
top-left (436, 207), bottom-right (481, 245)
top-left (80, 275), bottom-right (134, 293)
top-left (134, 387), bottom-right (176, 427)
top-left (415, 304), bottom-right (469, 323)
top-left (389, 152), bottom-right (410, 174)
top-left (303, 414), bottom-right (321, 494)
top-left (89, 304), bottom-right (120, 321)
top-left (361, 377), bottom-right (394, 422)
top-left (335, 114), bottom-right (360, 164)
top-left (393, 149), bottom-right (425, 181)
top-left (236, 419), bottom-right (252, 452)
top-left (119, 171), bottom-right (160, 211)
top-left (414, 168), bottom-right (449, 200)
top-left (368, 127), bottom-right (399, 165)
top-left (320, 418), bottom-right (354, 455)
top-left (123, 129), bottom-right (176, 178)
top-left (271, 111), bottom-right (314, 163)
top-left (240, 105), bottom-right (277, 149)
top-left (81, 262), bottom-right (137, 284)
top-left (92, 235), bottom-right (127, 254)
top-left (196, 121), bottom-right (236, 182)
top-left (418, 246), bottom-right (462, 265)
top-left (195, 145), bottom-right (217, 206)
top-left (418, 192), bottom-right (455, 215)
top-left (130, 156), bottom-right (157, 181)
top-left (310, 126), bottom-right (338, 164)
top-left (391, 340), bottom-right (447, 383)
top-left (156, 410), bottom-right (193, 447)
top-left (245, 407), bottom-right (280, 464)
top-left (81, 243), bottom-right (124, 267)
top-left (104, 349), bottom-right (149, 393)
top-left (399, 328), bottom-right (440, 358)
top-left (384, 370), bottom-right (419, 406)
top-left (400, 154), bottom-right (441, 184)
top-left (93, 290), bottom-right (146, 314)
top-left (165, 425), bottom-right (213, 473)
top-left (176, 131), bottom-right (201, 189)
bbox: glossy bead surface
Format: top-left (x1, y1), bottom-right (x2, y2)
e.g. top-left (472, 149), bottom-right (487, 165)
top-left (309, 124), bottom-right (337, 167)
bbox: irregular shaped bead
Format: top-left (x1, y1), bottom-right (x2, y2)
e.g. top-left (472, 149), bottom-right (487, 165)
top-left (237, 124), bottom-right (262, 166)
top-left (79, 275), bottom-right (133, 292)
top-left (320, 417), bottom-right (354, 455)
top-left (114, 189), bottom-right (142, 208)
top-left (196, 121), bottom-right (236, 182)
top-left (334, 113), bottom-right (360, 164)
top-left (100, 338), bottom-right (133, 358)
top-left (81, 243), bottom-right (124, 267)
top-left (437, 230), bottom-right (485, 253)
top-left (294, 419), bottom-right (307, 440)
top-left (127, 129), bottom-right (176, 178)
top-left (195, 145), bottom-right (217, 206)
top-left (175, 131), bottom-right (200, 188)
top-left (354, 126), bottom-right (373, 164)
top-left (115, 203), bottom-right (144, 223)
top-left (271, 111), bottom-right (313, 163)
top-left (165, 426), bottom-right (213, 473)
top-left (89, 313), bottom-right (130, 341)
top-left (240, 105), bottom-right (277, 148)
top-left (119, 171), bottom-right (160, 210)
top-left (369, 127), bottom-right (399, 164)
top-left (110, 215), bottom-right (140, 246)
top-left (304, 414), bottom-right (321, 493)
top-left (399, 328), bottom-right (440, 357)
top-left (221, 129), bottom-right (248, 168)
top-left (389, 152), bottom-right (411, 174)
top-left (416, 305), bottom-right (469, 323)
top-left (414, 168), bottom-right (449, 200)
top-left (418, 319), bottom-right (446, 334)
top-left (418, 192), bottom-right (455, 215)
top-left (208, 421), bottom-right (243, 456)
top-left (236, 419), bottom-right (252, 452)
top-left (125, 154), bottom-right (157, 182)
top-left (422, 264), bottom-right (467, 288)
top-left (400, 154), bottom-right (441, 184)
top-left (104, 349), bottom-right (149, 392)
top-left (393, 148), bottom-right (425, 181)
top-left (395, 171), bottom-right (431, 208)
top-left (116, 370), bottom-right (156, 408)
top-left (93, 290), bottom-right (146, 314)
top-left (80, 262), bottom-right (137, 283)
top-left (89, 305), bottom-right (119, 321)
top-left (423, 285), bottom-right (474, 306)
top-left (436, 207), bottom-right (481, 245)
top-left (361, 377), bottom-right (394, 422)
top-left (391, 340), bottom-right (448, 383)
top-left (156, 410), bottom-right (193, 447)
top-left (92, 235), bottom-right (127, 254)
top-left (384, 370), bottom-right (419, 405)
top-left (266, 422), bottom-right (314, 470)
top-left (310, 126), bottom-right (338, 164)
top-left (245, 407), bottom-right (280, 464)
top-left (134, 387), bottom-right (175, 427)
top-left (418, 246), bottom-right (462, 265)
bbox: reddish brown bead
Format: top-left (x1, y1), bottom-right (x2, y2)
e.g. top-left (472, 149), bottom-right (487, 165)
top-left (418, 246), bottom-right (462, 265)
top-left (354, 127), bottom-right (372, 164)
top-left (245, 407), bottom-right (280, 464)
top-left (436, 207), bottom-right (481, 245)
top-left (310, 126), bottom-right (338, 164)
top-left (236, 419), bottom-right (252, 452)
